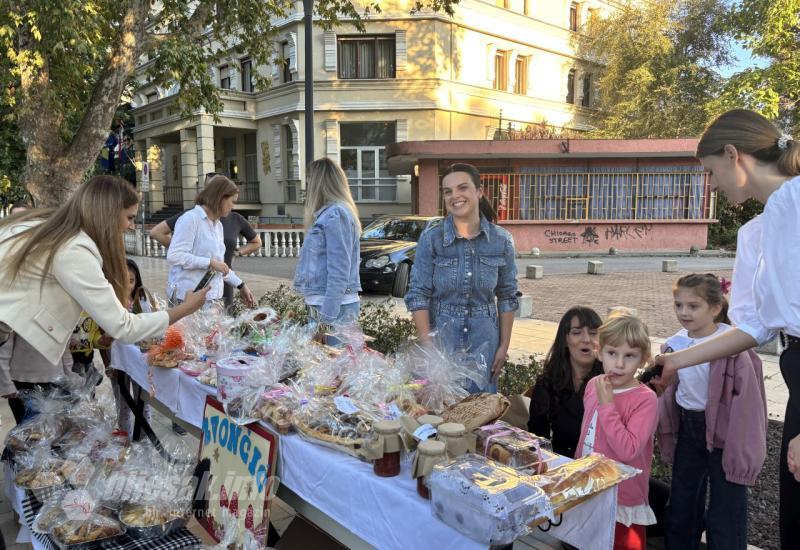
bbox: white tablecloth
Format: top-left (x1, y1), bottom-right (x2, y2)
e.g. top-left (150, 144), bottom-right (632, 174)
top-left (110, 343), bottom-right (617, 549)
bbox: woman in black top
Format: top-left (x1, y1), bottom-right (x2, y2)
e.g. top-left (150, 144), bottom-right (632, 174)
top-left (527, 306), bottom-right (603, 457)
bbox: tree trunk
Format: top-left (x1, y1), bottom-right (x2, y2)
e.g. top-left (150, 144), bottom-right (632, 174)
top-left (18, 1), bottom-right (149, 208)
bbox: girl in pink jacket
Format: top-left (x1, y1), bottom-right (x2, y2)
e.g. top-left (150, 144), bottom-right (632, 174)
top-left (576, 311), bottom-right (658, 550)
top-left (658, 274), bottom-right (766, 550)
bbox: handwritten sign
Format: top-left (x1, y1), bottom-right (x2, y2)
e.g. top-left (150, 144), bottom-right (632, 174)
top-left (198, 396), bottom-right (278, 546)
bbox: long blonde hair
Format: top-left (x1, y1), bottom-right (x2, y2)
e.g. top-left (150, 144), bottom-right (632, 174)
top-left (304, 158), bottom-right (361, 232)
top-left (0, 175), bottom-right (137, 303)
top-left (697, 109), bottom-right (800, 177)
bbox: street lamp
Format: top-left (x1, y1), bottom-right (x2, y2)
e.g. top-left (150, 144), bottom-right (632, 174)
top-left (303, 0), bottom-right (314, 165)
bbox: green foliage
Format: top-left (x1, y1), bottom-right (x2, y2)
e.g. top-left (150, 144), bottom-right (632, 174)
top-left (708, 194), bottom-right (764, 249)
top-left (0, 106), bottom-right (26, 208)
top-left (578, 0), bottom-right (730, 138)
top-left (358, 300), bottom-right (417, 356)
top-left (498, 354), bottom-right (541, 397)
top-left (722, 0), bottom-right (800, 133)
top-left (253, 284), bottom-right (309, 325)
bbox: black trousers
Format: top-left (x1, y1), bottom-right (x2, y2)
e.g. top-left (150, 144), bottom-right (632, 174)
top-left (780, 344), bottom-right (800, 549)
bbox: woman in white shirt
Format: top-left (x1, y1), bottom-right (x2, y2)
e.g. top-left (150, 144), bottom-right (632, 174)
top-left (166, 175), bottom-right (255, 308)
top-left (0, 175), bottom-right (208, 396)
top-left (654, 109), bottom-right (800, 547)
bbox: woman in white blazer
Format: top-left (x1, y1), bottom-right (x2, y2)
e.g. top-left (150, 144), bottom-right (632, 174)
top-left (0, 175), bottom-right (208, 396)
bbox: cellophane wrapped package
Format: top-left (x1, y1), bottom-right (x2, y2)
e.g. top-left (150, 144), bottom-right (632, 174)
top-left (427, 454), bottom-right (549, 545)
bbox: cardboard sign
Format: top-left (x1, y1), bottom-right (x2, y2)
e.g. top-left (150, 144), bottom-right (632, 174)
top-left (197, 396), bottom-right (278, 545)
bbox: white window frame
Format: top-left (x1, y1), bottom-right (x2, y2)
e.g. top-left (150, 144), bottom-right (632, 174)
top-left (340, 145), bottom-right (396, 203)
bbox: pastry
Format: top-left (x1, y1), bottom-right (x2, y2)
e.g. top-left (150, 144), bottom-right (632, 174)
top-left (52, 518), bottom-right (123, 545)
top-left (14, 460), bottom-right (77, 489)
top-left (535, 454), bottom-right (626, 507)
top-left (120, 504), bottom-right (187, 527)
top-left (441, 393), bottom-right (510, 430)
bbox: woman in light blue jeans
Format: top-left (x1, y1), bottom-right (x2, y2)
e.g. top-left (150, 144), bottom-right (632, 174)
top-left (405, 163), bottom-right (519, 393)
top-left (293, 158), bottom-right (362, 345)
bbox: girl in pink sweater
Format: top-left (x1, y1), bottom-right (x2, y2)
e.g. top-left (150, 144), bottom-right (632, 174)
top-left (576, 311), bottom-right (658, 550)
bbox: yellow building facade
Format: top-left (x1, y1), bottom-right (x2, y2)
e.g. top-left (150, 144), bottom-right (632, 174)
top-left (131, 0), bottom-right (622, 222)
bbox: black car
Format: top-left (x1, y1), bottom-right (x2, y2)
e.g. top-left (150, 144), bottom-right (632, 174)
top-left (359, 215), bottom-right (442, 297)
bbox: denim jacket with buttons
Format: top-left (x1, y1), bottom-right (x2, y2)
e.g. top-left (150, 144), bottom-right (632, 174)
top-left (405, 214), bottom-right (519, 316)
top-left (293, 203), bottom-right (362, 323)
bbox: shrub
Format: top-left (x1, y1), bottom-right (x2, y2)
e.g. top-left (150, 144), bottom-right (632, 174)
top-left (358, 300), bottom-right (416, 355)
top-left (255, 284), bottom-right (308, 325)
top-left (498, 354), bottom-right (542, 396)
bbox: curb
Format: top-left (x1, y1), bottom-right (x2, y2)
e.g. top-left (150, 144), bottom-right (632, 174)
top-left (517, 249), bottom-right (735, 259)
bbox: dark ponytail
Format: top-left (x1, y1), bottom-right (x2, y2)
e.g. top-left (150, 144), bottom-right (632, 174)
top-left (479, 196), bottom-right (497, 223)
top-left (441, 163), bottom-right (497, 223)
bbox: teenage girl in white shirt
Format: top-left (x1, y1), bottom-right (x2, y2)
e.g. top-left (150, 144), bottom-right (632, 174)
top-left (654, 109), bottom-right (800, 547)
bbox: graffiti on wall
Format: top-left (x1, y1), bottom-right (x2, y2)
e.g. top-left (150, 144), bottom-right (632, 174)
top-left (543, 224), bottom-right (654, 247)
top-left (544, 229), bottom-right (578, 245)
top-left (605, 224), bottom-right (653, 241)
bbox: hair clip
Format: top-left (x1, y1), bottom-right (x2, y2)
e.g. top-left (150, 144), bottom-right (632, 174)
top-left (719, 276), bottom-right (731, 295)
top-left (777, 133), bottom-right (794, 151)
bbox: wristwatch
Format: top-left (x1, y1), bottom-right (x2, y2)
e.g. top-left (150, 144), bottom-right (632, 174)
top-left (237, 282), bottom-right (246, 290)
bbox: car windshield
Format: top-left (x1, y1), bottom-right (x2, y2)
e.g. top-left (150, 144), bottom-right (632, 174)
top-left (361, 219), bottom-right (428, 242)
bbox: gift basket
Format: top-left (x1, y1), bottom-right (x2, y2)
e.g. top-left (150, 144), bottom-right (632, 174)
top-left (427, 454), bottom-right (550, 545)
top-left (396, 341), bottom-right (488, 414)
top-left (474, 421), bottom-right (557, 474)
top-left (291, 396), bottom-right (379, 459)
top-left (254, 384), bottom-right (299, 434)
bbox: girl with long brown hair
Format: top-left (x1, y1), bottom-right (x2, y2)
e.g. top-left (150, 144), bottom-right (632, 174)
top-left (0, 175), bottom-right (208, 395)
top-left (654, 109), bottom-right (800, 547)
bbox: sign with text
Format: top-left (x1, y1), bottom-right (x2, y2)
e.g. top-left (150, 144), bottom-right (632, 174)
top-left (198, 396), bottom-right (278, 546)
top-left (140, 161), bottom-right (150, 192)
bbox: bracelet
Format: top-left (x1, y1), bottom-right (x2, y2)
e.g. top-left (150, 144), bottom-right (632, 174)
top-left (237, 282), bottom-right (245, 290)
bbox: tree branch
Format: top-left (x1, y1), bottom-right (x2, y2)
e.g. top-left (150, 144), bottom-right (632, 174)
top-left (65, 0), bottom-right (150, 175)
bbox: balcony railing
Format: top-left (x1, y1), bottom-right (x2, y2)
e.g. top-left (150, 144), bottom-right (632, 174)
top-left (125, 228), bottom-right (305, 258)
top-left (237, 180), bottom-right (260, 203)
top-left (439, 171), bottom-right (716, 222)
top-left (163, 184), bottom-right (183, 206)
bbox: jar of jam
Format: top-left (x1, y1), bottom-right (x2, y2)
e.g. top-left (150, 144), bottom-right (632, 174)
top-left (437, 422), bottom-right (470, 458)
top-left (373, 420), bottom-right (403, 477)
top-left (415, 440), bottom-right (446, 499)
top-left (416, 414), bottom-right (444, 429)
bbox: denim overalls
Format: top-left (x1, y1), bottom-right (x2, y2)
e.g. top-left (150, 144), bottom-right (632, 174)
top-left (405, 215), bottom-right (519, 392)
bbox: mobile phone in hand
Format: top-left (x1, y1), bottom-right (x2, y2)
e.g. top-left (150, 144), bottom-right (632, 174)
top-left (639, 346), bottom-right (673, 384)
top-left (194, 269), bottom-right (216, 292)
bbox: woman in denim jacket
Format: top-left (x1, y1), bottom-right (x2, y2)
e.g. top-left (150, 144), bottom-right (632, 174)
top-left (405, 163), bottom-right (519, 392)
top-left (293, 158), bottom-right (362, 337)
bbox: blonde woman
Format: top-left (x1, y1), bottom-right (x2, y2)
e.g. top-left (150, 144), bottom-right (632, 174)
top-left (0, 175), bottom-right (208, 397)
top-left (293, 158), bottom-right (362, 337)
top-left (166, 175), bottom-right (255, 307)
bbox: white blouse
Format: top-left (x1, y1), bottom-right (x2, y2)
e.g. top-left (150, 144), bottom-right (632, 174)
top-left (166, 205), bottom-right (242, 301)
top-left (753, 175), bottom-right (800, 340)
top-left (730, 176), bottom-right (800, 344)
